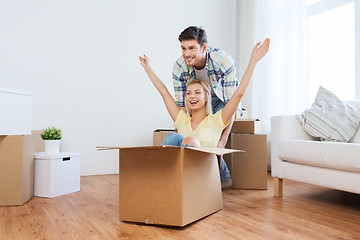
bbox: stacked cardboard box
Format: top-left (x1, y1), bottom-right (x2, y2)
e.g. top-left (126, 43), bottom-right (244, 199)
top-left (0, 135), bottom-right (35, 205)
top-left (225, 119), bottom-right (267, 189)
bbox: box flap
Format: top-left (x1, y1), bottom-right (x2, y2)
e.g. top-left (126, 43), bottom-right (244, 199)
top-left (97, 145), bottom-right (243, 155)
top-left (96, 145), bottom-right (177, 151)
top-left (188, 147), bottom-right (243, 155)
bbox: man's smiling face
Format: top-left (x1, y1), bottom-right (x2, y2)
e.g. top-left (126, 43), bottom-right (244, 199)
top-left (181, 39), bottom-right (207, 69)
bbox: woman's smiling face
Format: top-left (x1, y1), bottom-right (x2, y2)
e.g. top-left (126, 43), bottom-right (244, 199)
top-left (185, 83), bottom-right (206, 111)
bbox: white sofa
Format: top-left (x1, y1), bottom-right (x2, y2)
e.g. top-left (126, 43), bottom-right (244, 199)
top-left (271, 100), bottom-right (360, 196)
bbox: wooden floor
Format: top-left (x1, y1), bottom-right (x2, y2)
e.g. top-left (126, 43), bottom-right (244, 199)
top-left (1, 174), bottom-right (359, 240)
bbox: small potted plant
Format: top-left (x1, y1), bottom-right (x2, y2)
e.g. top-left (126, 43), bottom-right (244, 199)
top-left (41, 127), bottom-right (62, 154)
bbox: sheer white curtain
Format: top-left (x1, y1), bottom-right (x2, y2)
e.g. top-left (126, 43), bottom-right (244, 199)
top-left (237, 0), bottom-right (309, 133)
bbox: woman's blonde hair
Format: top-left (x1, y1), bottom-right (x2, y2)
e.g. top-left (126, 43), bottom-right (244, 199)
top-left (185, 79), bottom-right (213, 117)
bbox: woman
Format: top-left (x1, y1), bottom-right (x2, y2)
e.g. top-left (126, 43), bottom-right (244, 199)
top-left (139, 38), bottom-right (270, 149)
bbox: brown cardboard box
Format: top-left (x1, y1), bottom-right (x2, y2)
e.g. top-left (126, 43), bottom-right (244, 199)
top-left (223, 119), bottom-right (262, 174)
top-left (153, 129), bottom-right (176, 146)
top-left (231, 134), bottom-right (267, 189)
top-left (231, 119), bottom-right (261, 134)
top-left (0, 135), bottom-right (35, 205)
top-left (97, 145), bottom-right (241, 227)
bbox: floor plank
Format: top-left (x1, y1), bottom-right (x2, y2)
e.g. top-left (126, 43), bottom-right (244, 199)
top-left (1, 174), bottom-right (359, 240)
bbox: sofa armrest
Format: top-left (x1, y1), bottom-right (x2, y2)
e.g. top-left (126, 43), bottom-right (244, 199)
top-left (271, 115), bottom-right (315, 178)
top-left (272, 115), bottom-right (315, 141)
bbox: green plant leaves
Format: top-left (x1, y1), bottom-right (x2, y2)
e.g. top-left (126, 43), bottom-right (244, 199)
top-left (41, 127), bottom-right (62, 140)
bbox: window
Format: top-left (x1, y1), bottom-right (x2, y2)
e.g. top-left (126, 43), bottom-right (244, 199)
top-left (307, 0), bottom-right (360, 104)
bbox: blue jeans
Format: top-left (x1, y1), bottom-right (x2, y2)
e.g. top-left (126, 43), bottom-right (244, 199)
top-left (162, 132), bottom-right (231, 182)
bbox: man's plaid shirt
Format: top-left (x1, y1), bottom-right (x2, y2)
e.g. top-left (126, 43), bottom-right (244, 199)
top-left (172, 46), bottom-right (240, 109)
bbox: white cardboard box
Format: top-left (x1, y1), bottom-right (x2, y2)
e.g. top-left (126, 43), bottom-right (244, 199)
top-left (0, 88), bottom-right (33, 135)
top-left (34, 152), bottom-right (81, 198)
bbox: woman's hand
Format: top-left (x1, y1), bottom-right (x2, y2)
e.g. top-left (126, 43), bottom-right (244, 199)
top-left (139, 54), bottom-right (151, 73)
top-left (251, 38), bottom-right (270, 63)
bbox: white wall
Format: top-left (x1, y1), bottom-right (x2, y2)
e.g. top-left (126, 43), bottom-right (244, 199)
top-left (0, 0), bottom-right (237, 175)
top-left (236, 1), bottom-right (256, 117)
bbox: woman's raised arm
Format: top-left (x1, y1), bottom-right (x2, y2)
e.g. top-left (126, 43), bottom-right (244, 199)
top-left (139, 54), bottom-right (180, 121)
top-left (221, 38), bottom-right (270, 124)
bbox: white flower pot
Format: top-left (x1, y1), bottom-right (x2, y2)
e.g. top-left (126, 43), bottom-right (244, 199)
top-left (44, 140), bottom-right (61, 154)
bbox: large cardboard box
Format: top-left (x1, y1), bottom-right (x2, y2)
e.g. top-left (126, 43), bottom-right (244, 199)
top-left (153, 129), bottom-right (176, 146)
top-left (97, 146), bottom-right (241, 227)
top-left (34, 152), bottom-right (81, 198)
top-left (0, 88), bottom-right (33, 135)
top-left (0, 135), bottom-right (35, 205)
top-left (231, 134), bottom-right (267, 189)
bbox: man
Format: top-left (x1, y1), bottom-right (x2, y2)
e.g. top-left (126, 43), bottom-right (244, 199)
top-left (172, 26), bottom-right (241, 188)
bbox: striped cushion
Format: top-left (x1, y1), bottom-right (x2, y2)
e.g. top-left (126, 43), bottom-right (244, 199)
top-left (296, 86), bottom-right (360, 142)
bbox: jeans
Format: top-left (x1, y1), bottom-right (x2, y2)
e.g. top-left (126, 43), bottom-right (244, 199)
top-left (211, 95), bottom-right (225, 114)
top-left (162, 132), bottom-right (184, 147)
top-left (162, 132), bottom-right (231, 182)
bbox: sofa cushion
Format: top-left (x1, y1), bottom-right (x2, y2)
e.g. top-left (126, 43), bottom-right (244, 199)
top-left (278, 139), bottom-right (360, 173)
top-left (296, 86), bottom-right (360, 142)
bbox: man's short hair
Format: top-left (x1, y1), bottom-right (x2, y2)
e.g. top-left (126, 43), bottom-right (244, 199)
top-left (178, 26), bottom-right (207, 46)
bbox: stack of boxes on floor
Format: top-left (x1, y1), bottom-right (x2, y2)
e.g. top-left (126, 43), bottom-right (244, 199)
top-left (225, 118), bottom-right (268, 190)
top-left (0, 88), bottom-right (81, 206)
top-left (0, 88), bottom-right (34, 206)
